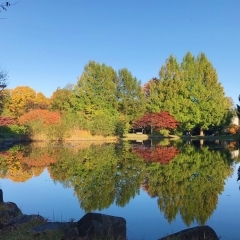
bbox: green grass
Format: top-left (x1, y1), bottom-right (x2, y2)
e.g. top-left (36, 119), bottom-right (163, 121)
top-left (0, 218), bottom-right (64, 240)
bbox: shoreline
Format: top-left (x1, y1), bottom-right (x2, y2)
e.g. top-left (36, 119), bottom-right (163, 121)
top-left (0, 134), bottom-right (239, 143)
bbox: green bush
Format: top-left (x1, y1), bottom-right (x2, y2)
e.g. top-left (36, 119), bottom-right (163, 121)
top-left (90, 111), bottom-right (118, 136)
top-left (26, 119), bottom-right (44, 136)
top-left (159, 129), bottom-right (170, 136)
top-left (9, 124), bottom-right (28, 134)
top-left (62, 112), bottom-right (88, 129)
top-left (0, 124), bottom-right (28, 134)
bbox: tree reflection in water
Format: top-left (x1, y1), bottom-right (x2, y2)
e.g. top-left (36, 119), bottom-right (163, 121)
top-left (0, 140), bottom-right (235, 227)
top-left (144, 144), bottom-right (233, 226)
top-left (238, 166), bottom-right (240, 182)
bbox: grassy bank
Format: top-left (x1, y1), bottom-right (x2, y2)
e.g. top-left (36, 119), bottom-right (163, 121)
top-left (0, 129), bottom-right (119, 143)
top-left (1, 218), bottom-right (63, 240)
top-left (0, 131), bottom-right (239, 143)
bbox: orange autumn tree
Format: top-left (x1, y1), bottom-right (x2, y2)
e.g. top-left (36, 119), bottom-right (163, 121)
top-left (228, 124), bottom-right (239, 134)
top-left (18, 109), bottom-right (61, 125)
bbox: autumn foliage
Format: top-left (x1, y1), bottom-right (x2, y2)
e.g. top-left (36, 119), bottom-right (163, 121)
top-left (0, 116), bottom-right (16, 126)
top-left (133, 145), bottom-right (179, 164)
top-left (133, 111), bottom-right (179, 133)
top-left (18, 109), bottom-right (61, 125)
top-left (21, 155), bottom-right (56, 167)
top-left (228, 124), bottom-right (239, 134)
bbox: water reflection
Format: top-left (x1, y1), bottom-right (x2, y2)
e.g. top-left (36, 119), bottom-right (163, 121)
top-left (146, 144), bottom-right (233, 226)
top-left (0, 139), bottom-right (238, 227)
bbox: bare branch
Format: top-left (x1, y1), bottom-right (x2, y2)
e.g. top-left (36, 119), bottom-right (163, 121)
top-left (0, 1), bottom-right (19, 13)
top-left (0, 70), bottom-right (7, 91)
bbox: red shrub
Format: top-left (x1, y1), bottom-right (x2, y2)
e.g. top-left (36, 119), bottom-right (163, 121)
top-left (0, 116), bottom-right (16, 126)
top-left (133, 111), bottom-right (179, 133)
top-left (18, 109), bottom-right (61, 125)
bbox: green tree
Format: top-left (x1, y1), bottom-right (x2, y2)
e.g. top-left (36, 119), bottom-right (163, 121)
top-left (146, 52), bottom-right (232, 135)
top-left (146, 55), bottom-right (195, 131)
top-left (75, 61), bottom-right (118, 115)
top-left (192, 53), bottom-right (232, 135)
top-left (50, 84), bottom-right (76, 114)
top-left (117, 68), bottom-right (146, 122)
top-left (237, 95), bottom-right (240, 120)
top-left (89, 110), bottom-right (118, 136)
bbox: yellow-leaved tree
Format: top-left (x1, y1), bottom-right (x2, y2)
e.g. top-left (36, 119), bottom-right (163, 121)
top-left (9, 86), bottom-right (36, 117)
top-left (9, 86), bottom-right (49, 117)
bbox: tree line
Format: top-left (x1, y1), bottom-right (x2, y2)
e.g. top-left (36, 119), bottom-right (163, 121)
top-left (0, 52), bottom-right (238, 138)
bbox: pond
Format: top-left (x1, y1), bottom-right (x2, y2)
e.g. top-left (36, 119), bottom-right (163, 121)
top-left (0, 139), bottom-right (240, 239)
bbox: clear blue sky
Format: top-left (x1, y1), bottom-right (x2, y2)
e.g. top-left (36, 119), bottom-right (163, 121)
top-left (1, 0), bottom-right (240, 105)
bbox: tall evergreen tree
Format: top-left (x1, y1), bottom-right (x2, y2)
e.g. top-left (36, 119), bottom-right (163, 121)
top-left (146, 52), bottom-right (232, 135)
top-left (75, 61), bottom-right (118, 115)
top-left (193, 53), bottom-right (231, 135)
top-left (146, 55), bottom-right (195, 130)
top-left (117, 68), bottom-right (146, 122)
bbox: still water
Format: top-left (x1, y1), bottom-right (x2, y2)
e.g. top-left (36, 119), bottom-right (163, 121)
top-left (0, 139), bottom-right (240, 239)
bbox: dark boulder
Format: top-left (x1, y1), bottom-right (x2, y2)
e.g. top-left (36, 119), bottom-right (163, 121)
top-left (77, 212), bottom-right (126, 240)
top-left (1, 214), bottom-right (45, 233)
top-left (159, 225), bottom-right (219, 240)
top-left (0, 202), bottom-right (22, 223)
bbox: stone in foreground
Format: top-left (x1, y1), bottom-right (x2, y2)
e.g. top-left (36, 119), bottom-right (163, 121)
top-left (159, 225), bottom-right (219, 240)
top-left (0, 202), bottom-right (22, 223)
top-left (77, 212), bottom-right (126, 240)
